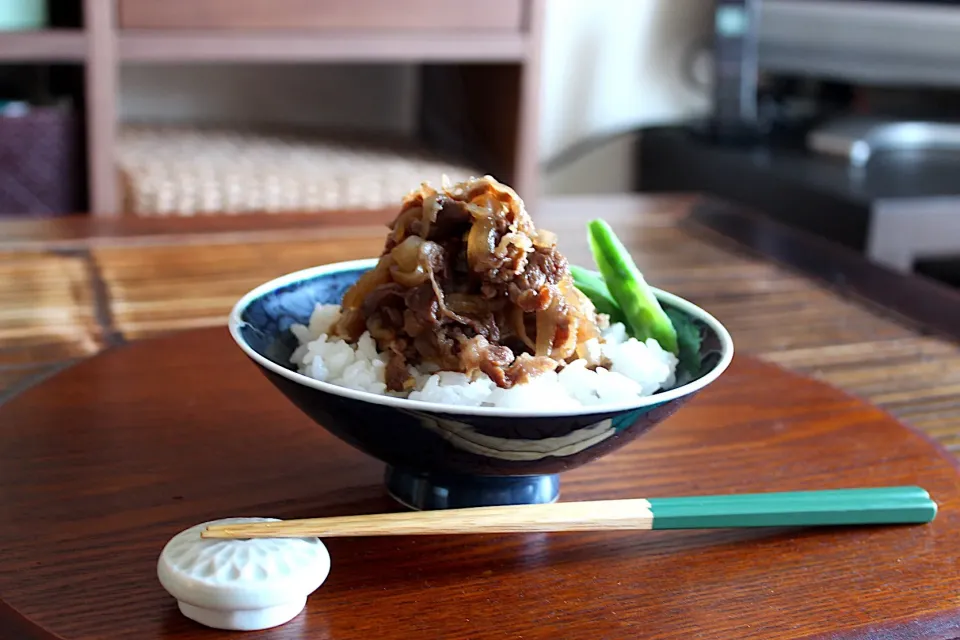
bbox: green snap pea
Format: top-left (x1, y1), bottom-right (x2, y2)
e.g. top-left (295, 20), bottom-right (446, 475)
top-left (587, 219), bottom-right (679, 355)
top-left (569, 265), bottom-right (626, 326)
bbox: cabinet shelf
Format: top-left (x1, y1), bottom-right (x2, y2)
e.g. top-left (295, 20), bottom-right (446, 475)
top-left (2, 0), bottom-right (544, 217)
top-left (0, 30), bottom-right (87, 62)
top-left (117, 30), bottom-right (529, 63)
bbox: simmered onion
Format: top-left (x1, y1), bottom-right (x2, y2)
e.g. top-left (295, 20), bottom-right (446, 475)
top-left (534, 297), bottom-right (559, 357)
top-left (533, 229), bottom-right (557, 248)
top-left (495, 232), bottom-right (533, 258)
top-left (390, 235), bottom-right (423, 270)
top-left (390, 266), bottom-right (428, 288)
top-left (550, 315), bottom-right (579, 361)
top-left (387, 236), bottom-right (428, 287)
top-left (466, 213), bottom-right (498, 271)
top-left (445, 293), bottom-right (491, 316)
top-left (340, 260), bottom-right (391, 310)
top-left (388, 206), bottom-right (422, 245)
top-left (511, 306), bottom-right (536, 351)
top-left (563, 281), bottom-right (600, 344)
top-left (419, 188), bottom-right (441, 238)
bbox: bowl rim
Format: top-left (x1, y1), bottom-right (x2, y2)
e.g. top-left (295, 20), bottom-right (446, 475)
top-left (228, 258), bottom-right (735, 417)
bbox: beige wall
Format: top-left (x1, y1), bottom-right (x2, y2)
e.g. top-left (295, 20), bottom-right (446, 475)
top-left (541, 0), bottom-right (714, 194)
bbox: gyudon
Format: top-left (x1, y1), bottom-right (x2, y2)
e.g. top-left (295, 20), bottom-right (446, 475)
top-left (290, 176), bottom-right (678, 409)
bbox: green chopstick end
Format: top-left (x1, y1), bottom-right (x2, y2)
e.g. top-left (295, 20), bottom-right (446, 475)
top-left (648, 486), bottom-right (938, 530)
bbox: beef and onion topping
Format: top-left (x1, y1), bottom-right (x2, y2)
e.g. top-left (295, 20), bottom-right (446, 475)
top-left (333, 176), bottom-right (604, 392)
top-left (289, 176), bottom-right (683, 409)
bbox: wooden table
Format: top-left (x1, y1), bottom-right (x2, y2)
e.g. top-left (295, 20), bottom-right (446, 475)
top-left (2, 194), bottom-right (960, 452)
top-left (2, 337), bottom-right (960, 639)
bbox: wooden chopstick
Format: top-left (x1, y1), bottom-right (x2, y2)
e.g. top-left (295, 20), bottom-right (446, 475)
top-left (199, 486), bottom-right (937, 539)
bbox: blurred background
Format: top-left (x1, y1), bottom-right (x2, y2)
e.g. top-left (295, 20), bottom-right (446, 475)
top-left (2, 0), bottom-right (960, 287)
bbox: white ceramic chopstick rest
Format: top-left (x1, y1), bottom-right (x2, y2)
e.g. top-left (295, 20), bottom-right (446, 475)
top-left (157, 517), bottom-right (330, 631)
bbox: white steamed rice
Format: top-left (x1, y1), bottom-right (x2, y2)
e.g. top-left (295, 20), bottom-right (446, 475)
top-left (289, 304), bottom-right (678, 409)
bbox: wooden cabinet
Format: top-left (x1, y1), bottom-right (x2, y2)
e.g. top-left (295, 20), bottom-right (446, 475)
top-left (0, 0), bottom-right (544, 216)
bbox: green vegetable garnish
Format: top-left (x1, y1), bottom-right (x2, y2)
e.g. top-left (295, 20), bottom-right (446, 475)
top-left (569, 265), bottom-right (626, 326)
top-left (586, 219), bottom-right (679, 355)
top-left (569, 219), bottom-right (704, 380)
top-left (665, 307), bottom-right (703, 381)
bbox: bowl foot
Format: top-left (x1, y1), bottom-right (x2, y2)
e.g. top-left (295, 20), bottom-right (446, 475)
top-left (384, 466), bottom-right (560, 511)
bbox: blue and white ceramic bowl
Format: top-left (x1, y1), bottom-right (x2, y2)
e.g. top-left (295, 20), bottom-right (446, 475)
top-left (229, 258), bottom-right (734, 510)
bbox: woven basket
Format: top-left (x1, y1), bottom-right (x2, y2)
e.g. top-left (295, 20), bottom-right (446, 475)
top-left (0, 103), bottom-right (78, 216)
top-left (117, 125), bottom-right (480, 217)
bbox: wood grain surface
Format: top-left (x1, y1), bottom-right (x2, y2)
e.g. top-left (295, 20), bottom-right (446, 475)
top-left (0, 330), bottom-right (958, 639)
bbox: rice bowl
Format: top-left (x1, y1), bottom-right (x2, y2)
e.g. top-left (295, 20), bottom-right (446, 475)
top-left (227, 175), bottom-right (734, 509)
top-left (227, 257), bottom-right (732, 507)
